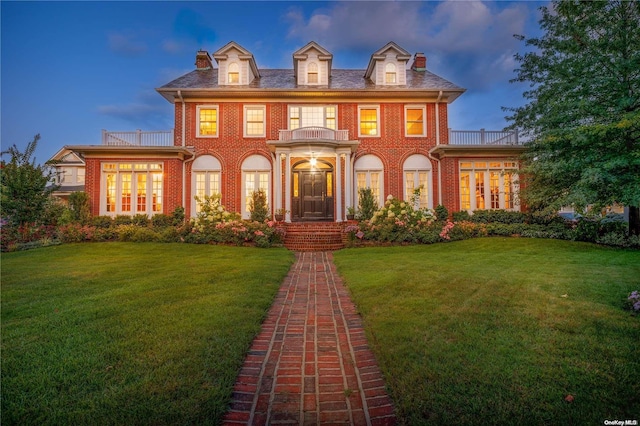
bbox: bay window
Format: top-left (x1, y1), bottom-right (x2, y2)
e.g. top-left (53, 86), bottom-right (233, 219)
top-left (459, 161), bottom-right (518, 211)
top-left (102, 162), bottom-right (163, 215)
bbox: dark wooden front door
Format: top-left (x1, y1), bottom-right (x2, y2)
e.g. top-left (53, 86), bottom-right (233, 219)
top-left (293, 170), bottom-right (334, 221)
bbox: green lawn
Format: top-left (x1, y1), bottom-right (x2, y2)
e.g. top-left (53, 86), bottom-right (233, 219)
top-left (1, 243), bottom-right (294, 425)
top-left (334, 238), bottom-right (640, 425)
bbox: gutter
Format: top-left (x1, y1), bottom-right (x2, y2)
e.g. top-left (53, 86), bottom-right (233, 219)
top-left (432, 91), bottom-right (443, 206)
top-left (178, 90), bottom-right (192, 212)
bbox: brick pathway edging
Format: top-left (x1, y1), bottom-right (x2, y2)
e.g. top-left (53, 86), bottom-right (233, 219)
top-left (223, 252), bottom-right (396, 425)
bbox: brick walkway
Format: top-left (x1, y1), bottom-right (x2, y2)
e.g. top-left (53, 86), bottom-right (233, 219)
top-left (222, 251), bottom-right (396, 425)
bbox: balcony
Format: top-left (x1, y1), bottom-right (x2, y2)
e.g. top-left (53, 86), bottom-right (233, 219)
top-left (102, 129), bottom-right (174, 146)
top-left (449, 129), bottom-right (520, 145)
top-left (279, 127), bottom-right (349, 142)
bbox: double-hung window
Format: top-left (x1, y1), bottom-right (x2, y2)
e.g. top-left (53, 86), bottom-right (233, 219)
top-left (358, 106), bottom-right (379, 137)
top-left (405, 105), bottom-right (426, 137)
top-left (197, 105), bottom-right (218, 137)
top-left (244, 105), bottom-right (266, 137)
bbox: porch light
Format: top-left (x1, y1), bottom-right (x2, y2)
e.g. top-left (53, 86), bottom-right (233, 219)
top-left (310, 153), bottom-right (317, 167)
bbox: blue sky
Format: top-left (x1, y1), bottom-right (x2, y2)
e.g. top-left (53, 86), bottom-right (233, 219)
top-left (1, 0), bottom-right (546, 164)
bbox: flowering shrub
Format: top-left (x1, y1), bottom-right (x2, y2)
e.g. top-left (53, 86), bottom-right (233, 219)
top-left (624, 290), bottom-right (640, 315)
top-left (57, 223), bottom-right (95, 243)
top-left (359, 195), bottom-right (437, 243)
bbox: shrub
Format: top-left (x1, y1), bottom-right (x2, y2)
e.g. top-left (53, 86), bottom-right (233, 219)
top-left (92, 216), bottom-right (113, 228)
top-left (68, 192), bottom-right (92, 224)
top-left (171, 206), bottom-right (185, 226)
top-left (115, 224), bottom-right (138, 242)
top-left (114, 215), bottom-right (133, 226)
top-left (361, 195), bottom-right (436, 243)
top-left (131, 227), bottom-right (160, 242)
top-left (452, 210), bottom-right (471, 222)
top-left (575, 218), bottom-right (599, 242)
top-left (151, 214), bottom-right (174, 228)
top-left (434, 204), bottom-right (448, 222)
top-left (358, 188), bottom-right (379, 221)
top-left (249, 189), bottom-right (269, 223)
top-left (57, 223), bottom-right (95, 243)
top-left (132, 214), bottom-right (150, 227)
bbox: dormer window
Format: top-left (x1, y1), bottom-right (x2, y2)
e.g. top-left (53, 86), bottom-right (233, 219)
top-left (385, 63), bottom-right (397, 84)
top-left (228, 63), bottom-right (239, 83)
top-left (307, 62), bottom-right (318, 84)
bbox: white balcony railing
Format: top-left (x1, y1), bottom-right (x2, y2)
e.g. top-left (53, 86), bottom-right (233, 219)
top-left (102, 129), bottom-right (174, 146)
top-left (279, 127), bottom-right (349, 142)
top-left (449, 129), bottom-right (520, 145)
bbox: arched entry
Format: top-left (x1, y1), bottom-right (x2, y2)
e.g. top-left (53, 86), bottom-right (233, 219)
top-left (292, 159), bottom-right (334, 221)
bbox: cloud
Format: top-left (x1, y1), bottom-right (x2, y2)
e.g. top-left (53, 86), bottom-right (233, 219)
top-left (97, 91), bottom-right (172, 128)
top-left (108, 32), bottom-right (148, 56)
top-left (283, 1), bottom-right (534, 91)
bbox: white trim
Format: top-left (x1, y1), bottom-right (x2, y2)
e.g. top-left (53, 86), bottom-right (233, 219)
top-left (403, 154), bottom-right (433, 210)
top-left (100, 162), bottom-right (164, 216)
top-left (404, 105), bottom-right (427, 137)
top-left (354, 154), bottom-right (384, 206)
top-left (243, 105), bottom-right (266, 138)
top-left (288, 105), bottom-right (337, 130)
top-left (241, 155), bottom-right (272, 219)
top-left (196, 105), bottom-right (219, 138)
top-left (459, 160), bottom-right (520, 212)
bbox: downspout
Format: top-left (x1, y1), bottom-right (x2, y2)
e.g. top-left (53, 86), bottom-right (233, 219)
top-left (178, 90), bottom-right (191, 212)
top-left (432, 91), bottom-right (443, 206)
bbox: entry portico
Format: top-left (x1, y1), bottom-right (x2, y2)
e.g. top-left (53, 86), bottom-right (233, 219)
top-left (268, 127), bottom-right (359, 222)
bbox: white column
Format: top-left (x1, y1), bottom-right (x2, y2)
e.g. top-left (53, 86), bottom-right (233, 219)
top-left (344, 152), bottom-right (352, 211)
top-left (274, 152), bottom-right (282, 213)
top-left (336, 153), bottom-right (342, 222)
top-left (284, 153), bottom-right (292, 222)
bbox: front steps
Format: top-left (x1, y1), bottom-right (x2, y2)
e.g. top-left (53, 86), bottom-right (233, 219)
top-left (280, 222), bottom-right (349, 251)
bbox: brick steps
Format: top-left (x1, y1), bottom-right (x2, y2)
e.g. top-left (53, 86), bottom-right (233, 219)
top-left (281, 222), bottom-right (346, 251)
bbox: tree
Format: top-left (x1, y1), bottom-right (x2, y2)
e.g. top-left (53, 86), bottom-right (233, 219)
top-left (507, 0), bottom-right (640, 235)
top-left (1, 134), bottom-right (59, 226)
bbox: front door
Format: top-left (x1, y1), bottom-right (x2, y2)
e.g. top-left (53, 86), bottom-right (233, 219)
top-left (292, 161), bottom-right (334, 221)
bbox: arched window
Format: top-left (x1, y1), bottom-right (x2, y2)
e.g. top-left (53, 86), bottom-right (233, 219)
top-left (241, 155), bottom-right (271, 219)
top-left (228, 63), bottom-right (239, 84)
top-left (403, 154), bottom-right (432, 209)
top-left (307, 62), bottom-right (318, 84)
top-left (385, 63), bottom-right (396, 84)
top-left (191, 155), bottom-right (222, 216)
top-left (354, 154), bottom-right (384, 206)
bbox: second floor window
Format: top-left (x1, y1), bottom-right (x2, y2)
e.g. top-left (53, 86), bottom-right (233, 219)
top-left (289, 106), bottom-right (336, 130)
top-left (244, 106), bottom-right (265, 137)
top-left (197, 106), bottom-right (218, 137)
top-left (359, 107), bottom-right (379, 136)
top-left (405, 106), bottom-right (426, 136)
top-left (385, 63), bottom-right (397, 84)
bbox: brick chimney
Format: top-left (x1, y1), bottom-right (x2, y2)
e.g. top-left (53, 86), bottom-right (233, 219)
top-left (411, 52), bottom-right (427, 72)
top-left (195, 50), bottom-right (213, 70)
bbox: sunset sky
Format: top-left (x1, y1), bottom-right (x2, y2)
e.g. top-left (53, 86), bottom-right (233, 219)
top-left (1, 1), bottom-right (546, 163)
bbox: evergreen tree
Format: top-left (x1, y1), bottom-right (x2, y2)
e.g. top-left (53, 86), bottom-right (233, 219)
top-left (507, 0), bottom-right (640, 234)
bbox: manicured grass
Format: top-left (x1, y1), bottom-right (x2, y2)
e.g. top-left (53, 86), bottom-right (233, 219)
top-left (334, 238), bottom-right (640, 425)
top-left (1, 243), bottom-right (294, 425)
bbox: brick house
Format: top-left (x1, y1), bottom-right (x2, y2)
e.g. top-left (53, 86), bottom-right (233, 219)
top-left (63, 41), bottom-right (524, 222)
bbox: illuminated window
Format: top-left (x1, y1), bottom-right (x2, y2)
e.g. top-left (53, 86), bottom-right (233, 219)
top-left (459, 161), bottom-right (519, 211)
top-left (241, 155), bottom-right (271, 219)
top-left (307, 62), bottom-right (318, 84)
top-left (228, 63), bottom-right (239, 83)
top-left (191, 155), bottom-right (222, 216)
top-left (197, 105), bottom-right (218, 137)
top-left (385, 63), bottom-right (396, 84)
top-left (354, 154), bottom-right (384, 206)
top-left (289, 105), bottom-right (336, 130)
top-left (403, 154), bottom-right (432, 209)
top-left (101, 162), bottom-right (163, 215)
top-left (359, 106), bottom-right (379, 136)
top-left (244, 106), bottom-right (266, 137)
top-left (405, 106), bottom-right (426, 136)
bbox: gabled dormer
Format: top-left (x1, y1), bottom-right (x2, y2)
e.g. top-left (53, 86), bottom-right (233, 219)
top-left (364, 42), bottom-right (411, 86)
top-left (293, 41), bottom-right (333, 86)
top-left (212, 41), bottom-right (260, 85)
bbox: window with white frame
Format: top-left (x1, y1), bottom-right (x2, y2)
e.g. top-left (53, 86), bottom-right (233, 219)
top-left (102, 162), bottom-right (163, 215)
top-left (459, 160), bottom-right (518, 211)
top-left (241, 155), bottom-right (271, 219)
top-left (358, 106), bottom-right (380, 137)
top-left (244, 105), bottom-right (266, 137)
top-left (403, 154), bottom-right (432, 209)
top-left (354, 154), bottom-right (384, 207)
top-left (197, 105), bottom-right (218, 137)
top-left (385, 63), bottom-right (397, 84)
top-left (405, 105), bottom-right (426, 136)
top-left (289, 105), bottom-right (336, 130)
top-left (191, 155), bottom-right (222, 216)
top-left (228, 62), bottom-right (239, 83)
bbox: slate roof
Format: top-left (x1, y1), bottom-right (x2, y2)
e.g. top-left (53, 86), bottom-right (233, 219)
top-left (157, 68), bottom-right (465, 102)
